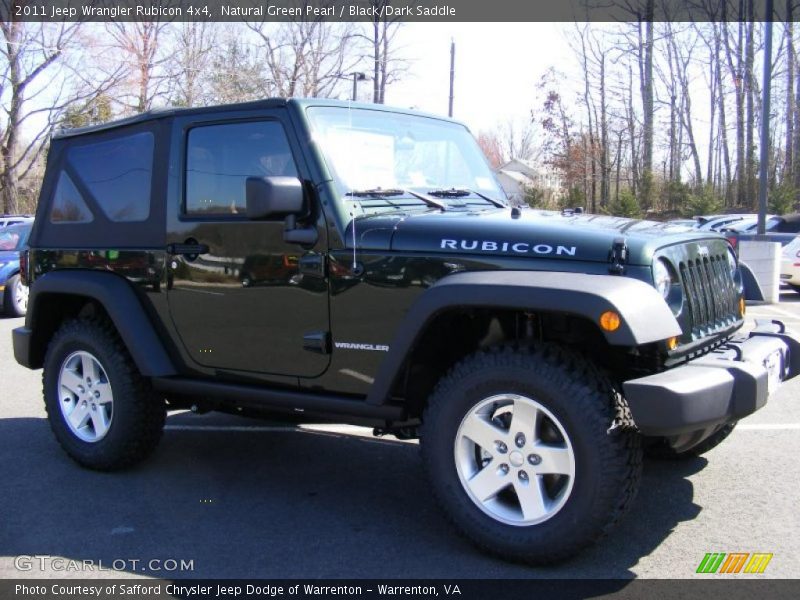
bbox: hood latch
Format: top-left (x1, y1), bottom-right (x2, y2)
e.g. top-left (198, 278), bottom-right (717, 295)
top-left (608, 238), bottom-right (628, 275)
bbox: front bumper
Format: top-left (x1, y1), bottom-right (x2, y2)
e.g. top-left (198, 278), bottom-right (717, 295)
top-left (623, 321), bottom-right (799, 437)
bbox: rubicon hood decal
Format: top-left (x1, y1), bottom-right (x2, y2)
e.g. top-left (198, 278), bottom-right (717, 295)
top-left (440, 239), bottom-right (577, 256)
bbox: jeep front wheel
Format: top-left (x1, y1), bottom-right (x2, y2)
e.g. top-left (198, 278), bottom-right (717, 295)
top-left (43, 318), bottom-right (166, 470)
top-left (420, 345), bottom-right (642, 564)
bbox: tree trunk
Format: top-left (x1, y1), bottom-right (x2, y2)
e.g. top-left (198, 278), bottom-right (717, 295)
top-left (745, 3), bottom-right (756, 209)
top-left (1, 21), bottom-right (22, 214)
top-left (627, 64), bottom-right (640, 197)
top-left (785, 9), bottom-right (795, 183)
top-left (714, 23), bottom-right (733, 205)
top-left (599, 52), bottom-right (608, 206)
top-left (641, 4), bottom-right (655, 209)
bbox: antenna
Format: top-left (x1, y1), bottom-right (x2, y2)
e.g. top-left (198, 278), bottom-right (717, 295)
top-left (448, 39), bottom-right (455, 118)
top-left (346, 96), bottom-right (363, 275)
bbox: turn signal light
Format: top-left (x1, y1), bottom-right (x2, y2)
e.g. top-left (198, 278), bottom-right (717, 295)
top-left (666, 336), bottom-right (679, 351)
top-left (739, 297), bottom-right (746, 317)
top-left (599, 311), bottom-right (621, 332)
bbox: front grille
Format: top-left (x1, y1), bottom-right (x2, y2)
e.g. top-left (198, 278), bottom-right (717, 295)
top-left (678, 253), bottom-right (739, 337)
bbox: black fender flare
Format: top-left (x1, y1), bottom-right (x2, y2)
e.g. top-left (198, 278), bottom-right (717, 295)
top-left (23, 270), bottom-right (176, 376)
top-left (739, 260), bottom-right (765, 302)
top-left (366, 270), bottom-right (681, 405)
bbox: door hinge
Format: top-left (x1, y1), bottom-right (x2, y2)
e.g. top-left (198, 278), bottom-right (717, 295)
top-left (303, 331), bottom-right (331, 354)
top-left (608, 237), bottom-right (628, 275)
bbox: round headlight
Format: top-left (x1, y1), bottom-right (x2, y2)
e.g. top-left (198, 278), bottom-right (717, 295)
top-left (727, 247), bottom-right (738, 278)
top-left (653, 258), bottom-right (673, 298)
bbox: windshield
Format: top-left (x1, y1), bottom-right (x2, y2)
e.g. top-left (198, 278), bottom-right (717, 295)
top-left (0, 226), bottom-right (30, 251)
top-left (306, 106), bottom-right (505, 210)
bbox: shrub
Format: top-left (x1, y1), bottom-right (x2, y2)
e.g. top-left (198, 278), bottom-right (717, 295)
top-left (606, 190), bottom-right (641, 218)
top-left (684, 185), bottom-right (722, 217)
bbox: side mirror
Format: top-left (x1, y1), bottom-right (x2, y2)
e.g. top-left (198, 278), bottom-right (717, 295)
top-left (246, 176), bottom-right (305, 220)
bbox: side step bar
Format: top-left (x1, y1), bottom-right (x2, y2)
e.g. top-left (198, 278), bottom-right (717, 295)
top-left (152, 377), bottom-right (405, 421)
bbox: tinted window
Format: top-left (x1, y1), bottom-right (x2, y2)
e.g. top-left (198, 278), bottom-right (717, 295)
top-left (68, 132), bottom-right (153, 222)
top-left (185, 121), bottom-right (297, 216)
top-left (49, 172), bottom-right (94, 224)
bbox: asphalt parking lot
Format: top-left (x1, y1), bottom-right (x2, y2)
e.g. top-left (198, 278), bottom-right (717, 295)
top-left (1, 293), bottom-right (799, 580)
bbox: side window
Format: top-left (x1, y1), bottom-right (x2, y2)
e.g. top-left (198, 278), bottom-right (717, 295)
top-left (49, 172), bottom-right (94, 224)
top-left (185, 121), bottom-right (297, 216)
top-left (68, 132), bottom-right (154, 222)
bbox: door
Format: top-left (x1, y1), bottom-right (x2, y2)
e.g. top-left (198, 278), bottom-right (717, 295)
top-left (165, 115), bottom-right (330, 378)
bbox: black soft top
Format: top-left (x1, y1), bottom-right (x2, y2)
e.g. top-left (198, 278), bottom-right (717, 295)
top-left (54, 98), bottom-right (288, 139)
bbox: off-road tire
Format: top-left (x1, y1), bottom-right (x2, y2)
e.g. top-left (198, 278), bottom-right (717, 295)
top-left (4, 273), bottom-right (27, 317)
top-left (420, 344), bottom-right (642, 564)
top-left (43, 317), bottom-right (166, 470)
top-left (645, 422), bottom-right (737, 460)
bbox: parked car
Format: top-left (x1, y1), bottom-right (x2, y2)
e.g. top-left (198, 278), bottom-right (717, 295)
top-left (0, 222), bottom-right (31, 316)
top-left (0, 214), bottom-right (33, 228)
top-left (665, 218), bottom-right (698, 228)
top-left (740, 213), bottom-right (800, 234)
top-left (780, 236), bottom-right (800, 293)
top-left (725, 215), bottom-right (800, 249)
top-left (698, 213), bottom-right (766, 232)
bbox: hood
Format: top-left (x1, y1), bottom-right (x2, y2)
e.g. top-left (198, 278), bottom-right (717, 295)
top-left (346, 208), bottom-right (725, 266)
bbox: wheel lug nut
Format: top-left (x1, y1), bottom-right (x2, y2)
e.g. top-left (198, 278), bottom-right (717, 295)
top-left (499, 464), bottom-right (509, 475)
top-left (518, 470), bottom-right (528, 482)
top-left (496, 442), bottom-right (507, 454)
top-left (528, 454), bottom-right (542, 466)
top-left (515, 433), bottom-right (525, 447)
top-left (94, 391), bottom-right (100, 399)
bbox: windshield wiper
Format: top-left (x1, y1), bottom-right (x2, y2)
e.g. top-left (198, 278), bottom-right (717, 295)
top-left (347, 188), bottom-right (446, 210)
top-left (427, 187), bottom-right (506, 208)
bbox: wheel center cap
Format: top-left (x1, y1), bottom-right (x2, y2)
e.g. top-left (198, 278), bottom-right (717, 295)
top-left (509, 451), bottom-right (524, 467)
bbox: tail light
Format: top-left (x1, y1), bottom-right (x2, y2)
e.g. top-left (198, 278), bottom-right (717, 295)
top-left (726, 234), bottom-right (738, 251)
top-left (19, 249), bottom-right (28, 286)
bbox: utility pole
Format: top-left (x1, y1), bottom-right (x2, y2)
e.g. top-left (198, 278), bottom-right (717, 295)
top-left (448, 39), bottom-right (455, 117)
top-left (757, 0), bottom-right (773, 235)
top-left (352, 72), bottom-right (366, 101)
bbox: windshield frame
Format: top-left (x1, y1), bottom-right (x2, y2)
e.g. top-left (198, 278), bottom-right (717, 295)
top-left (304, 105), bottom-right (506, 217)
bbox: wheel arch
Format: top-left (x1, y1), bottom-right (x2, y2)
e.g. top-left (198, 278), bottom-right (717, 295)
top-left (20, 270), bottom-right (176, 377)
top-left (366, 270), bottom-right (681, 409)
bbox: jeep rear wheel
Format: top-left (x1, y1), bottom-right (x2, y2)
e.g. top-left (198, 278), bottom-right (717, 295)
top-left (43, 318), bottom-right (166, 470)
top-left (420, 345), bottom-right (642, 564)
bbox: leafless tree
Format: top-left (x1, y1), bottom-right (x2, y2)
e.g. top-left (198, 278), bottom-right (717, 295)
top-left (360, 1), bottom-right (407, 103)
top-left (247, 17), bottom-right (359, 98)
top-left (0, 20), bottom-right (111, 213)
top-left (169, 22), bottom-right (216, 108)
top-left (105, 21), bottom-right (171, 113)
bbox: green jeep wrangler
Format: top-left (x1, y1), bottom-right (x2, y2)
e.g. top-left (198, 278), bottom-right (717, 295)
top-left (13, 99), bottom-right (799, 563)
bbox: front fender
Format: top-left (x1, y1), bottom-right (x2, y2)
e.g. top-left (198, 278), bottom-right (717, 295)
top-left (365, 270), bottom-right (681, 405)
